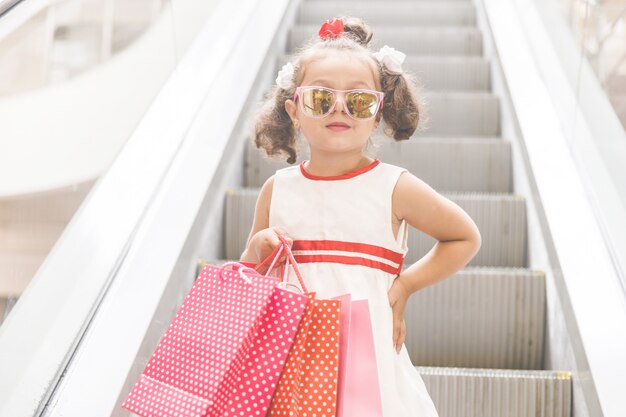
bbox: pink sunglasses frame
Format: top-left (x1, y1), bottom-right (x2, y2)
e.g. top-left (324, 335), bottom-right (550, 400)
top-left (293, 85), bottom-right (385, 121)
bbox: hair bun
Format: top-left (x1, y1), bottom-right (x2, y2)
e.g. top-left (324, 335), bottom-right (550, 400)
top-left (342, 17), bottom-right (373, 47)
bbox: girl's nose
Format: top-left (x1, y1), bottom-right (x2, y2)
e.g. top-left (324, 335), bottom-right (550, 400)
top-left (333, 95), bottom-right (346, 113)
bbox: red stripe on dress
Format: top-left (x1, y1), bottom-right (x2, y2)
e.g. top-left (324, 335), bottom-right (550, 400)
top-left (293, 254), bottom-right (401, 275)
top-left (292, 240), bottom-right (404, 264)
top-left (300, 159), bottom-right (380, 181)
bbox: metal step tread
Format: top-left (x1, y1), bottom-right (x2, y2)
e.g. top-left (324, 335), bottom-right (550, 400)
top-left (298, 2), bottom-right (477, 27)
top-left (417, 366), bottom-right (571, 417)
top-left (404, 266), bottom-right (545, 369)
top-left (416, 365), bottom-right (571, 379)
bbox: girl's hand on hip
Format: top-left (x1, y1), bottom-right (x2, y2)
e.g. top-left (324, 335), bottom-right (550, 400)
top-left (388, 277), bottom-right (411, 354)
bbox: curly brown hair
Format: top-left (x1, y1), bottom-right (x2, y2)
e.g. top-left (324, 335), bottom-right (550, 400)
top-left (249, 16), bottom-right (427, 164)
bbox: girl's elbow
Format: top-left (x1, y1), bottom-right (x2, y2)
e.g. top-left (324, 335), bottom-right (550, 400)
top-left (471, 226), bottom-right (482, 255)
top-left (463, 213), bottom-right (482, 253)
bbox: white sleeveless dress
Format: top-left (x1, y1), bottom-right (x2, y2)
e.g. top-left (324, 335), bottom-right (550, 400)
top-left (269, 158), bottom-right (440, 417)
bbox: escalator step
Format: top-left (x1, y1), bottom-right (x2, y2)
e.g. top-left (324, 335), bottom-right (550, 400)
top-left (418, 366), bottom-right (571, 417)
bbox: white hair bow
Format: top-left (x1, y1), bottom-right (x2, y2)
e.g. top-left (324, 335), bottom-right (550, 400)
top-left (373, 45), bottom-right (406, 73)
top-left (275, 62), bottom-right (295, 89)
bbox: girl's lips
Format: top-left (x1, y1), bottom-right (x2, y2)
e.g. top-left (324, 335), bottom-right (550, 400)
top-left (327, 124), bottom-right (350, 131)
top-left (327, 125), bottom-right (350, 132)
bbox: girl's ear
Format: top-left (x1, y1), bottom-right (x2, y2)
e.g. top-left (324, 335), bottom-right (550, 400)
top-left (284, 99), bottom-right (297, 123)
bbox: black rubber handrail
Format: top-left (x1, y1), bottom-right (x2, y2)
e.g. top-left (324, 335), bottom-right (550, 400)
top-left (0, 0), bottom-right (25, 18)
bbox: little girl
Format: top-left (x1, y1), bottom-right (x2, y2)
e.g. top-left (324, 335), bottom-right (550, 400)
top-left (240, 16), bottom-right (482, 417)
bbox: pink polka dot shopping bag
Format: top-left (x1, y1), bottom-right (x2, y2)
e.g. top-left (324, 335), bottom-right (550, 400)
top-left (121, 241), bottom-right (310, 417)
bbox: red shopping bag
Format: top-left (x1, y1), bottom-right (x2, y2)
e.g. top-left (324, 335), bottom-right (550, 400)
top-left (268, 235), bottom-right (342, 417)
top-left (122, 240), bottom-right (310, 417)
top-left (333, 294), bottom-right (383, 416)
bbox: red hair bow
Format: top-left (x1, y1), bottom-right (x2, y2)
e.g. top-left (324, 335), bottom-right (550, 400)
top-left (318, 17), bottom-right (344, 40)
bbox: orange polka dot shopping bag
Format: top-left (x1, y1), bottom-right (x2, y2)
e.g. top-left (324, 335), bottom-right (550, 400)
top-left (268, 235), bottom-right (343, 417)
top-left (122, 240), bottom-right (310, 417)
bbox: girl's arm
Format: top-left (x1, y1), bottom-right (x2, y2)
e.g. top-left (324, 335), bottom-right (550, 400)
top-left (393, 172), bottom-right (482, 295)
top-left (239, 175), bottom-right (274, 265)
top-left (389, 171), bottom-right (482, 353)
top-left (239, 175), bottom-right (292, 268)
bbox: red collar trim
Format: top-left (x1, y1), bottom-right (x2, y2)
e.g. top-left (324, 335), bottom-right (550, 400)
top-left (300, 159), bottom-right (380, 181)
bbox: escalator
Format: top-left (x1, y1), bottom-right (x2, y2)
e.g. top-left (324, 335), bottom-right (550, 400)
top-left (4, 0), bottom-right (626, 416)
top-left (206, 0), bottom-right (571, 415)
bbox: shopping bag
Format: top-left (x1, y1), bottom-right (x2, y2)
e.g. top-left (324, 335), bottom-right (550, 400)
top-left (122, 240), bottom-right (310, 417)
top-left (333, 294), bottom-right (384, 416)
top-left (334, 293), bottom-right (352, 412)
top-left (217, 244), bottom-right (312, 417)
top-left (267, 235), bottom-right (342, 417)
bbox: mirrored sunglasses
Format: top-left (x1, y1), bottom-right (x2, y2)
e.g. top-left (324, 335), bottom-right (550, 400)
top-left (293, 85), bottom-right (384, 121)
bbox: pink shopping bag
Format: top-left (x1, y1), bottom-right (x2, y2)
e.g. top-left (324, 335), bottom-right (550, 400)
top-left (333, 293), bottom-right (384, 417)
top-left (122, 240), bottom-right (310, 417)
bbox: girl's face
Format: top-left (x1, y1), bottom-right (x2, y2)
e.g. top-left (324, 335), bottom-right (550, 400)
top-left (284, 53), bottom-right (382, 156)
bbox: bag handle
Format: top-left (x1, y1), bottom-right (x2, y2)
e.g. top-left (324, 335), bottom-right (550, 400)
top-left (256, 233), bottom-right (309, 293)
top-left (274, 234), bottom-right (309, 293)
top-left (276, 247), bottom-right (303, 293)
top-left (219, 263), bottom-right (257, 283)
top-left (276, 242), bottom-right (312, 294)
top-left (220, 243), bottom-right (285, 283)
top-left (222, 233), bottom-right (309, 293)
top-left (257, 242), bottom-right (285, 276)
